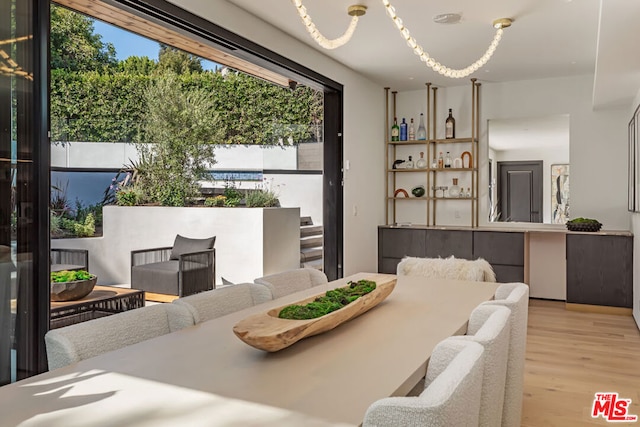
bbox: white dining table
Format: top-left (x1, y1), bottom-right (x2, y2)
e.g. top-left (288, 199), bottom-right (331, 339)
top-left (0, 273), bottom-right (499, 426)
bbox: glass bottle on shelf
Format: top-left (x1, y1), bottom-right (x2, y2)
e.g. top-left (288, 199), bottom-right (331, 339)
top-left (416, 151), bottom-right (427, 169)
top-left (399, 118), bottom-right (408, 141)
top-left (405, 155), bottom-right (414, 169)
top-left (416, 113), bottom-right (427, 140)
top-left (408, 118), bottom-right (415, 140)
top-left (445, 108), bottom-right (455, 139)
top-left (437, 152), bottom-right (444, 169)
top-left (449, 178), bottom-right (460, 197)
top-left (391, 117), bottom-right (399, 141)
top-left (444, 152), bottom-right (452, 168)
top-left (431, 154), bottom-right (438, 168)
top-left (465, 187), bottom-right (471, 197)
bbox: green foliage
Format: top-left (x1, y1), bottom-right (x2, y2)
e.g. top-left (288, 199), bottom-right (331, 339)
top-left (58, 213), bottom-right (95, 238)
top-left (157, 45), bottom-right (203, 74)
top-left (51, 269), bottom-right (93, 283)
top-left (223, 183), bottom-right (244, 207)
top-left (134, 73), bottom-right (223, 206)
top-left (118, 56), bottom-right (157, 75)
top-left (115, 187), bottom-right (141, 206)
top-left (567, 217), bottom-right (600, 224)
top-left (245, 189), bottom-right (280, 207)
top-left (204, 195), bottom-right (226, 207)
top-left (50, 4), bottom-right (116, 72)
top-left (278, 280), bottom-right (377, 320)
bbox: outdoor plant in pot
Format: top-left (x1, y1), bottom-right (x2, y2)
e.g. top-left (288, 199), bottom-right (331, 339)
top-left (50, 269), bottom-right (97, 302)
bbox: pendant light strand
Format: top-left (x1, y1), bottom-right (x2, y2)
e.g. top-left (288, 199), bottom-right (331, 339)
top-left (291, 0), bottom-right (362, 50)
top-left (381, 0), bottom-right (509, 78)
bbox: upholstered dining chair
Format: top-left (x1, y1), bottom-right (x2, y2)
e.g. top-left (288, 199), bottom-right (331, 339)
top-left (481, 282), bottom-right (529, 427)
top-left (450, 304), bottom-right (511, 427)
top-left (363, 340), bottom-right (485, 427)
top-left (254, 268), bottom-right (328, 299)
top-left (131, 234), bottom-right (216, 297)
top-left (44, 304), bottom-right (193, 370)
top-left (397, 256), bottom-right (496, 282)
top-left (173, 283), bottom-right (273, 324)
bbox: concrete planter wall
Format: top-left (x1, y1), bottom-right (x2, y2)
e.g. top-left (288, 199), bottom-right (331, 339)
top-left (51, 206), bottom-right (300, 287)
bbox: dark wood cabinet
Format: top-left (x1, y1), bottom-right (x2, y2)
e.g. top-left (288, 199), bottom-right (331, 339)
top-left (472, 231), bottom-right (525, 282)
top-left (566, 234), bottom-right (633, 308)
top-left (378, 227), bottom-right (523, 281)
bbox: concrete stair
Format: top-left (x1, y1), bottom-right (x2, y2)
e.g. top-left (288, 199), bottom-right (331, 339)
top-left (300, 216), bottom-right (323, 271)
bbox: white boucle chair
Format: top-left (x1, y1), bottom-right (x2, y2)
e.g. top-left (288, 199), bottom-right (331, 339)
top-left (450, 304), bottom-right (511, 427)
top-left (363, 340), bottom-right (485, 427)
top-left (45, 304), bottom-right (193, 370)
top-left (254, 268), bottom-right (328, 299)
top-left (397, 256), bottom-right (496, 282)
top-left (173, 283), bottom-right (273, 323)
top-left (481, 282), bottom-right (529, 427)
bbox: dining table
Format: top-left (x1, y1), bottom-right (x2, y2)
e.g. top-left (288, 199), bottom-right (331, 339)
top-left (0, 272), bottom-right (500, 426)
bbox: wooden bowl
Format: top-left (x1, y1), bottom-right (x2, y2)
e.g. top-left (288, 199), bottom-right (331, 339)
top-left (233, 276), bottom-right (397, 352)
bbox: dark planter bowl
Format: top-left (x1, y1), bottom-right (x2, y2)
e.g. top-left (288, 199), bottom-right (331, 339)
top-left (50, 276), bottom-right (97, 302)
top-left (566, 222), bottom-right (602, 232)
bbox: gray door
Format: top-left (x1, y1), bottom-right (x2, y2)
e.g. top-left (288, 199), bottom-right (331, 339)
top-left (497, 161), bottom-right (543, 222)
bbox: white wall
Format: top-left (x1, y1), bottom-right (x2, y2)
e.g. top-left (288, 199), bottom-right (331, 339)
top-left (630, 89), bottom-right (640, 329)
top-left (168, 0), bottom-right (384, 276)
top-left (395, 75), bottom-right (630, 230)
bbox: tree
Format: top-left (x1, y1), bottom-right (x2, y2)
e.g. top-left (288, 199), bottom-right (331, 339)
top-left (50, 4), bottom-right (117, 71)
top-left (118, 56), bottom-right (157, 75)
top-left (157, 45), bottom-right (203, 74)
top-left (134, 73), bottom-right (224, 206)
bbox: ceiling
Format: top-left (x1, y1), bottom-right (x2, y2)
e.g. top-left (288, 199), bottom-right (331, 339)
top-left (228, 0), bottom-right (640, 109)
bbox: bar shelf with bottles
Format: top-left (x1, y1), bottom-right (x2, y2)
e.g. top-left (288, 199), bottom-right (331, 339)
top-left (384, 80), bottom-right (480, 227)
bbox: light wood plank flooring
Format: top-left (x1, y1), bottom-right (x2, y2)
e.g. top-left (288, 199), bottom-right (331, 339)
top-left (523, 299), bottom-right (640, 426)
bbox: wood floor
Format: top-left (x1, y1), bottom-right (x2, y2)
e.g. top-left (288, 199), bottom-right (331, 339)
top-left (522, 299), bottom-right (640, 426)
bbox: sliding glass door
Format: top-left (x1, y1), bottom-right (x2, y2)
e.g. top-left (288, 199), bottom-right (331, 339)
top-left (0, 0), bottom-right (49, 384)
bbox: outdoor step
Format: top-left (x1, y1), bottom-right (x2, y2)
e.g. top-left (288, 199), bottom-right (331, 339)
top-left (300, 235), bottom-right (323, 249)
top-left (300, 224), bottom-right (323, 237)
top-left (300, 247), bottom-right (323, 263)
top-left (300, 216), bottom-right (314, 226)
top-left (301, 258), bottom-right (323, 271)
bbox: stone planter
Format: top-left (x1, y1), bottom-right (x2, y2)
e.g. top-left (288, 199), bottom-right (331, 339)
top-left (51, 275), bottom-right (97, 302)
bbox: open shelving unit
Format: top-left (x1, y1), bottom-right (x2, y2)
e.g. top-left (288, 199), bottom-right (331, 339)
top-left (384, 80), bottom-right (480, 226)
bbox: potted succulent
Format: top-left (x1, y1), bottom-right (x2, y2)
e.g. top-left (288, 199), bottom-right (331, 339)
top-left (50, 269), bottom-right (97, 302)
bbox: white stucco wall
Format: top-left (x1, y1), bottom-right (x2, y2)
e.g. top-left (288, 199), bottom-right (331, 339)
top-left (51, 206), bottom-right (300, 287)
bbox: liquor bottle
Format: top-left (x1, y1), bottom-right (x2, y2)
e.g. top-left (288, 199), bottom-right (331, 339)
top-left (405, 155), bottom-right (414, 169)
top-left (408, 118), bottom-right (415, 140)
top-left (444, 151), bottom-right (452, 168)
top-left (399, 118), bottom-right (408, 141)
top-left (431, 154), bottom-right (438, 169)
top-left (391, 117), bottom-right (399, 141)
top-left (416, 113), bottom-right (427, 140)
top-left (445, 108), bottom-right (455, 139)
top-left (437, 152), bottom-right (444, 169)
top-left (416, 151), bottom-right (427, 169)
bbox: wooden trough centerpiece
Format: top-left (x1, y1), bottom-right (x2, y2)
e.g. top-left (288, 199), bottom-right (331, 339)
top-left (233, 275), bottom-right (397, 352)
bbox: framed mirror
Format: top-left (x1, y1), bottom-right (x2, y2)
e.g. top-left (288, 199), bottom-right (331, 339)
top-left (488, 114), bottom-right (570, 224)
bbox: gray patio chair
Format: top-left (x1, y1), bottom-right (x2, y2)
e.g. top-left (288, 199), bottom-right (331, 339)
top-left (131, 234), bottom-right (216, 297)
top-left (51, 248), bottom-right (89, 272)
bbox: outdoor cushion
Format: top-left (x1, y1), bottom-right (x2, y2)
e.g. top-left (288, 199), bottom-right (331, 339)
top-left (170, 234), bottom-right (216, 260)
top-left (132, 260), bottom-right (180, 295)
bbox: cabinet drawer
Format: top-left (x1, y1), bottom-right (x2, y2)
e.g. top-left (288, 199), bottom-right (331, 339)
top-left (378, 228), bottom-right (427, 259)
top-left (425, 229), bottom-right (473, 259)
top-left (492, 265), bottom-right (525, 283)
top-left (473, 231), bottom-right (524, 266)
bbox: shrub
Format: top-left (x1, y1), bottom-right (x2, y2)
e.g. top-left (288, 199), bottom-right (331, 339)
top-left (116, 187), bottom-right (141, 206)
top-left (246, 189), bottom-right (280, 207)
top-left (204, 195), bottom-right (226, 207)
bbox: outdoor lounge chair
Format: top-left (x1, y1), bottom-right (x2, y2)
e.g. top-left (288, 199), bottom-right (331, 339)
top-left (131, 234), bottom-right (216, 297)
top-left (51, 248), bottom-right (89, 272)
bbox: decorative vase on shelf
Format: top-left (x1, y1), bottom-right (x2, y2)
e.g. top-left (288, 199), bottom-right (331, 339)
top-left (416, 152), bottom-right (427, 169)
top-left (453, 157), bottom-right (463, 169)
top-left (461, 151), bottom-right (472, 169)
top-left (449, 178), bottom-right (461, 198)
top-left (416, 113), bottom-right (427, 140)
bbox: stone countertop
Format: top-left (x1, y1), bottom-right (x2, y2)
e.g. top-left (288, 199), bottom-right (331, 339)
top-left (378, 223), bottom-right (633, 237)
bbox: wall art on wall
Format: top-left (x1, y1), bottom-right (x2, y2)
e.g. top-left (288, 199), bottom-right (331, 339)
top-left (551, 164), bottom-right (570, 224)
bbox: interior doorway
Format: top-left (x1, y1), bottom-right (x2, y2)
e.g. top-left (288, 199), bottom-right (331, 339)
top-left (497, 161), bottom-right (543, 223)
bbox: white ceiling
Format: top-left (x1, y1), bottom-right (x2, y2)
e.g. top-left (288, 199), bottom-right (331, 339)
top-left (228, 0), bottom-right (640, 109)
